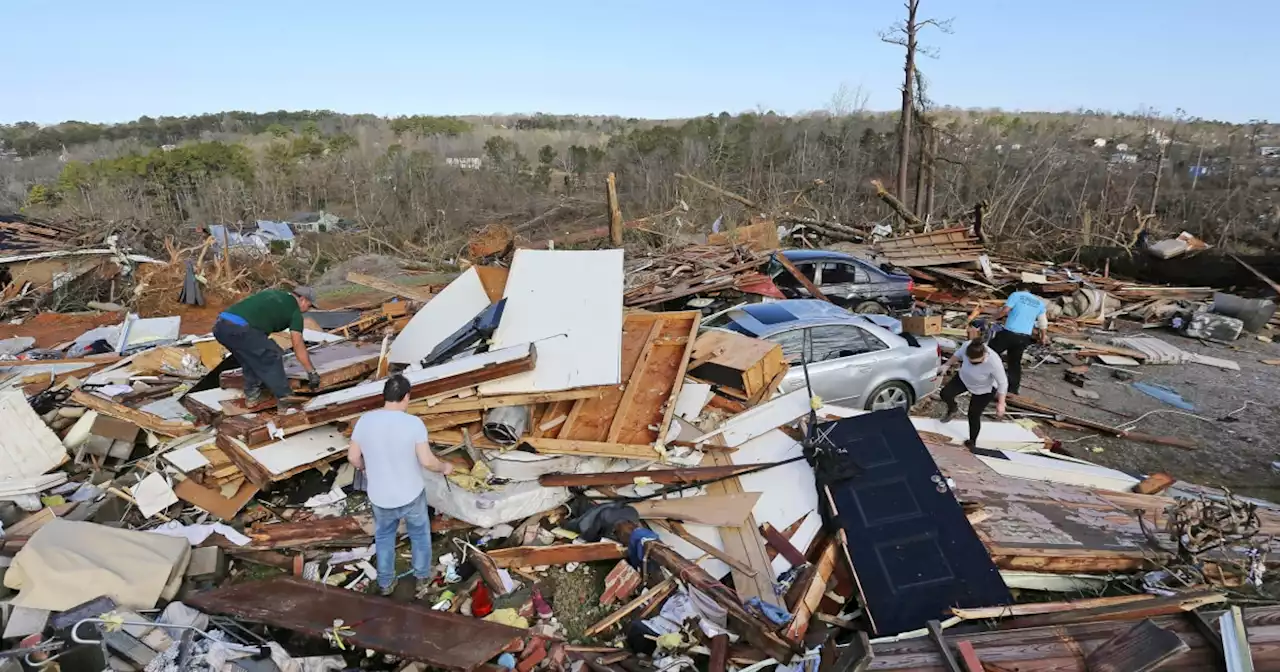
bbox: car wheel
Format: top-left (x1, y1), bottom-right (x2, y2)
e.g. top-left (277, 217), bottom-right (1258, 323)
top-left (865, 381), bottom-right (913, 411)
top-left (852, 300), bottom-right (888, 315)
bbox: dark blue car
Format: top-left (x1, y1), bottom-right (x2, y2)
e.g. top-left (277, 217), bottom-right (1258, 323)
top-left (769, 250), bottom-right (914, 314)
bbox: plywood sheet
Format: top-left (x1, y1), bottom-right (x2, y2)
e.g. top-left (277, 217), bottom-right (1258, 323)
top-left (389, 267), bottom-right (491, 365)
top-left (479, 249), bottom-right (623, 394)
top-left (0, 390), bottom-right (67, 479)
top-left (248, 427), bottom-right (349, 476)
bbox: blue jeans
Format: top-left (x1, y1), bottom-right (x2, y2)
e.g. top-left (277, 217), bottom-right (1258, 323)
top-left (372, 490), bottom-right (433, 590)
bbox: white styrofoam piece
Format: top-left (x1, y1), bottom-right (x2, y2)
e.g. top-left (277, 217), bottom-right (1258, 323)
top-left (693, 389), bottom-right (811, 448)
top-left (132, 473), bottom-right (179, 518)
top-left (478, 249), bottom-right (623, 395)
top-left (979, 450), bottom-right (1140, 492)
top-left (247, 427), bottom-right (348, 476)
top-left (0, 390), bottom-right (67, 480)
top-left (389, 267), bottom-right (491, 365)
top-left (306, 342), bottom-right (534, 411)
top-left (673, 383), bottom-right (713, 422)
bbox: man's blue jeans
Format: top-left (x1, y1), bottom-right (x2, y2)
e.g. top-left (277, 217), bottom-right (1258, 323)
top-left (371, 490), bottom-right (433, 590)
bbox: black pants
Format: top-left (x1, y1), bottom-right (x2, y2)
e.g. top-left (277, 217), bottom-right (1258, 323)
top-left (988, 330), bottom-right (1034, 394)
top-left (940, 375), bottom-right (994, 446)
top-left (212, 320), bottom-right (291, 400)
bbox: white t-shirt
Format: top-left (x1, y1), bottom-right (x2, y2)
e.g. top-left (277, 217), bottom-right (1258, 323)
top-left (351, 409), bottom-right (429, 509)
top-left (958, 342), bottom-right (1008, 396)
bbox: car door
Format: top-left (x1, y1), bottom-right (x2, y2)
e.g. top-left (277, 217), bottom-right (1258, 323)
top-left (817, 261), bottom-right (872, 304)
top-left (780, 324), bottom-right (888, 406)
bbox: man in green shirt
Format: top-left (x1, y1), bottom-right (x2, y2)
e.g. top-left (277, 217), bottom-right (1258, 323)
top-left (213, 286), bottom-right (320, 410)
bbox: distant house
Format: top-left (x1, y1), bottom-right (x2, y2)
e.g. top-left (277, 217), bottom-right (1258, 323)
top-left (1115, 143), bottom-right (1131, 152)
top-left (290, 211), bottom-right (352, 233)
top-left (446, 157), bottom-right (483, 170)
top-left (1260, 147), bottom-right (1280, 158)
top-left (1109, 152), bottom-right (1139, 165)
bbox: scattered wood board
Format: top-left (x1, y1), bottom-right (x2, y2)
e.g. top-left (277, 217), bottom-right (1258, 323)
top-left (486, 542), bottom-right (626, 569)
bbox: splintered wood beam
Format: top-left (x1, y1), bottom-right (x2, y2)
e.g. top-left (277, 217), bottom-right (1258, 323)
top-left (607, 173), bottom-right (624, 247)
top-left (995, 590), bottom-right (1225, 630)
top-left (783, 537), bottom-right (838, 644)
top-left (522, 437), bottom-right (659, 460)
top-left (774, 252), bottom-right (830, 302)
top-left (951, 594), bottom-right (1156, 621)
top-left (486, 542), bottom-right (626, 569)
top-left (760, 522), bottom-right (808, 567)
top-left (408, 386), bottom-right (609, 415)
top-left (649, 520), bottom-right (758, 577)
top-left (583, 577), bottom-right (676, 637)
top-left (611, 520), bottom-right (793, 662)
top-left (70, 389), bottom-right (197, 437)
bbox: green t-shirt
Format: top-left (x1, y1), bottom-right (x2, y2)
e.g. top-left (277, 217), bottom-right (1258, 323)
top-left (226, 289), bottom-right (304, 334)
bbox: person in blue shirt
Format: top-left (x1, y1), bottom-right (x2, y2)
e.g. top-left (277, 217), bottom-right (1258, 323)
top-left (989, 285), bottom-right (1048, 395)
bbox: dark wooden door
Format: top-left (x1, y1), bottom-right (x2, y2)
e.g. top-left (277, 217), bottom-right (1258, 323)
top-left (815, 410), bottom-right (1010, 635)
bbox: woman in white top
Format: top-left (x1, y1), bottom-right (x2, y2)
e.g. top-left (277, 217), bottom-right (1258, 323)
top-left (939, 339), bottom-right (1008, 450)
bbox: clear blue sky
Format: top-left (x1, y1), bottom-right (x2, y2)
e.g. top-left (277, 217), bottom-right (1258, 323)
top-left (2, 0), bottom-right (1274, 124)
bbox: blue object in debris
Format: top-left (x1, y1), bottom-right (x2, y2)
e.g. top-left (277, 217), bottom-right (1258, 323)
top-left (745, 596), bottom-right (793, 625)
top-left (1131, 382), bottom-right (1195, 411)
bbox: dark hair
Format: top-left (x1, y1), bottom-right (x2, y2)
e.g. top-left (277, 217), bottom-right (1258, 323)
top-left (965, 340), bottom-right (987, 360)
top-left (383, 374), bottom-right (411, 403)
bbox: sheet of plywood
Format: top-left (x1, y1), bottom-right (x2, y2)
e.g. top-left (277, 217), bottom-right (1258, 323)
top-left (632, 492), bottom-right (761, 526)
top-left (0, 390), bottom-right (67, 479)
top-left (554, 311), bottom-right (697, 446)
top-left (479, 249), bottom-right (623, 395)
top-left (247, 427), bottom-right (349, 476)
top-left (389, 267), bottom-right (491, 365)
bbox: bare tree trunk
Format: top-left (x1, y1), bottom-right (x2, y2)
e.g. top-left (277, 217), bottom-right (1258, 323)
top-left (1148, 141), bottom-right (1165, 216)
top-left (913, 124), bottom-right (927, 217)
top-left (924, 129), bottom-right (937, 223)
top-left (896, 0), bottom-right (919, 208)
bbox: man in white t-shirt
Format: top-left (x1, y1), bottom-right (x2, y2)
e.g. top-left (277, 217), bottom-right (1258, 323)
top-left (348, 374), bottom-right (454, 597)
top-left (939, 339), bottom-right (1008, 451)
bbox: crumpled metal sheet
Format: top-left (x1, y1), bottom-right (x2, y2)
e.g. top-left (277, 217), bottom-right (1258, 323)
top-left (187, 576), bottom-right (525, 671)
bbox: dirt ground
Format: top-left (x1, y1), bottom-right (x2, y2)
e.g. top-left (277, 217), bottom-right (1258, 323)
top-left (1011, 329), bottom-right (1280, 500)
top-left (0, 311), bottom-right (123, 349)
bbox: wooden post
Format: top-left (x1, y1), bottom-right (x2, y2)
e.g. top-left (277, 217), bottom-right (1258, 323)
top-left (607, 173), bottom-right (623, 247)
top-left (220, 226), bottom-right (233, 277)
top-left (611, 520), bottom-right (794, 662)
top-left (774, 252), bottom-right (830, 302)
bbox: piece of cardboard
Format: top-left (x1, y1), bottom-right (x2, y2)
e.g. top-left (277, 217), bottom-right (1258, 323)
top-left (173, 478), bottom-right (260, 520)
top-left (90, 414), bottom-right (140, 443)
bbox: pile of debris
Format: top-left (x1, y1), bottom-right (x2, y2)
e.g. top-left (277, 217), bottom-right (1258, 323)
top-left (1, 223), bottom-right (1278, 672)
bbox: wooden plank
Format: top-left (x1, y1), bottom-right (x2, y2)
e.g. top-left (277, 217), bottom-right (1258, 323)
top-left (704, 449), bottom-right (778, 606)
top-left (487, 542), bottom-right (626, 569)
top-left (409, 387), bottom-right (609, 415)
top-left (650, 520), bottom-right (757, 576)
top-left (305, 343), bottom-right (537, 422)
top-left (954, 641), bottom-right (983, 672)
top-left (997, 591), bottom-right (1225, 630)
top-left (606, 319), bottom-right (663, 442)
top-left (70, 389), bottom-right (197, 437)
top-left (951, 594), bottom-right (1156, 620)
top-left (760, 522), bottom-right (808, 567)
top-left (522, 437), bottom-right (658, 460)
top-left (1084, 619), bottom-right (1189, 672)
top-left (631, 492), bottom-right (761, 527)
top-left (345, 271), bottom-right (434, 302)
top-left (583, 578), bottom-right (676, 637)
top-left (774, 251), bottom-right (829, 301)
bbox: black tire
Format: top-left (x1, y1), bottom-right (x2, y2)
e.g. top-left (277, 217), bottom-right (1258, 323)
top-left (853, 300), bottom-right (888, 315)
top-left (865, 381), bottom-right (913, 411)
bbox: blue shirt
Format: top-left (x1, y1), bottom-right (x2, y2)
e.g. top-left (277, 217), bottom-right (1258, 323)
top-left (352, 409), bottom-right (429, 509)
top-left (1003, 291), bottom-right (1046, 335)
